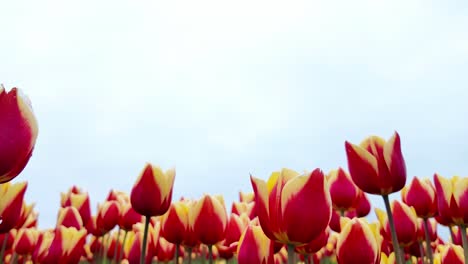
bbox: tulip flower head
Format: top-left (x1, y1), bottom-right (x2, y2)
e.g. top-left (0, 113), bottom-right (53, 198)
top-left (0, 86), bottom-right (38, 183)
top-left (375, 201), bottom-right (418, 246)
top-left (328, 167), bottom-right (359, 212)
top-left (336, 218), bottom-right (382, 264)
top-left (0, 181), bottom-right (28, 233)
top-left (189, 194), bottom-right (227, 246)
top-left (345, 132), bottom-right (406, 195)
top-left (401, 176), bottom-right (437, 218)
top-left (434, 174), bottom-right (468, 226)
top-left (250, 168), bottom-right (331, 245)
top-left (237, 223), bottom-right (274, 264)
top-left (131, 163), bottom-right (175, 217)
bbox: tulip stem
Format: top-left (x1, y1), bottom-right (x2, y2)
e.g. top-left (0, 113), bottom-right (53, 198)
top-left (423, 218), bottom-right (434, 264)
top-left (119, 230), bottom-right (128, 263)
top-left (187, 247), bottom-right (193, 264)
top-left (140, 216), bottom-right (150, 264)
top-left (382, 194), bottom-right (403, 264)
top-left (0, 232), bottom-right (8, 264)
top-left (208, 244), bottom-right (213, 264)
top-left (449, 226), bottom-right (456, 243)
top-left (418, 241), bottom-right (425, 262)
top-left (460, 224), bottom-right (468, 264)
top-left (287, 244), bottom-right (295, 264)
top-left (174, 244), bottom-right (179, 264)
top-left (102, 234), bottom-right (111, 264)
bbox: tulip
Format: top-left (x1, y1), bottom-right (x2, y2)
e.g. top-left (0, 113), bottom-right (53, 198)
top-left (336, 218), bottom-right (382, 264)
top-left (328, 167), bottom-right (359, 214)
top-left (239, 191), bottom-right (255, 203)
top-left (130, 163), bottom-right (175, 264)
top-left (0, 86), bottom-right (38, 183)
top-left (161, 200), bottom-right (191, 263)
top-left (97, 200), bottom-right (120, 235)
top-left (0, 182), bottom-right (28, 233)
top-left (155, 237), bottom-right (176, 262)
top-left (434, 174), bottom-right (468, 263)
top-left (295, 228), bottom-right (330, 259)
top-left (0, 229), bottom-right (15, 261)
top-left (251, 168), bottom-right (331, 263)
top-left (437, 244), bottom-right (464, 264)
top-left (353, 190), bottom-right (371, 217)
top-left (231, 201), bottom-right (256, 219)
top-left (42, 226), bottom-right (87, 264)
top-left (375, 201), bottom-right (418, 247)
top-left (31, 230), bottom-right (54, 263)
top-left (14, 202), bottom-right (35, 229)
top-left (189, 194), bottom-right (227, 263)
top-left (13, 227), bottom-right (38, 256)
top-left (57, 206), bottom-right (83, 229)
top-left (345, 132), bottom-right (407, 264)
top-left (119, 203), bottom-right (143, 232)
top-left (237, 224), bottom-right (274, 264)
top-left (62, 192), bottom-right (92, 226)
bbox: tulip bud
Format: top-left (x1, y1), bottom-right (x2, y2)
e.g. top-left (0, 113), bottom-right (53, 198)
top-left (434, 174), bottom-right (468, 225)
top-left (0, 182), bottom-right (28, 233)
top-left (295, 228), bottom-right (330, 255)
top-left (57, 206), bottom-right (83, 229)
top-left (353, 190), bottom-right (371, 217)
top-left (161, 200), bottom-right (190, 245)
top-left (328, 167), bottom-right (359, 212)
top-left (375, 200), bottom-right (418, 246)
top-left (119, 202), bottom-right (143, 231)
top-left (31, 230), bottom-right (54, 263)
top-left (189, 194), bottom-right (227, 245)
top-left (97, 200), bottom-right (120, 234)
top-left (336, 218), bottom-right (382, 264)
top-left (0, 86), bottom-right (38, 183)
top-left (438, 244), bottom-right (464, 264)
top-left (13, 227), bottom-right (38, 255)
top-left (239, 191), bottom-right (255, 203)
top-left (401, 177), bottom-right (437, 218)
top-left (251, 168), bottom-right (331, 245)
top-left (231, 201), bottom-right (255, 219)
top-left (155, 236), bottom-right (176, 262)
top-left (43, 226), bottom-right (87, 264)
top-left (130, 163), bottom-right (175, 217)
top-left (237, 224), bottom-right (274, 264)
top-left (345, 132), bottom-right (406, 195)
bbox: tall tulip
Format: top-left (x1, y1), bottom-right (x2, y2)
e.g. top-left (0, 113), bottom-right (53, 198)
top-left (0, 182), bottom-right (28, 233)
top-left (402, 176), bottom-right (437, 263)
top-left (0, 86), bottom-right (38, 183)
top-left (345, 132), bottom-right (406, 264)
top-left (130, 163), bottom-right (175, 264)
top-left (251, 168), bottom-right (331, 264)
top-left (328, 167), bottom-right (359, 215)
top-left (336, 218), bottom-right (382, 264)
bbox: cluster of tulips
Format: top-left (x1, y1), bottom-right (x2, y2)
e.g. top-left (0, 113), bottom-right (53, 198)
top-left (2, 85), bottom-right (468, 264)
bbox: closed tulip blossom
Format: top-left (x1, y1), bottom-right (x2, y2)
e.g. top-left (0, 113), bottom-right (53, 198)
top-left (336, 218), bottom-right (382, 264)
top-left (189, 194), bottom-right (227, 263)
top-left (13, 227), bottom-right (38, 256)
top-left (402, 177), bottom-right (437, 218)
top-left (57, 206), bottom-right (83, 229)
top-left (42, 226), bottom-right (87, 264)
top-left (130, 163), bottom-right (175, 264)
top-left (0, 182), bottom-right (28, 233)
top-left (237, 224), bottom-right (274, 264)
top-left (375, 201), bottom-right (418, 247)
top-left (328, 168), bottom-right (359, 214)
top-left (250, 168), bottom-right (331, 262)
top-left (345, 132), bottom-right (407, 264)
top-left (437, 244), bottom-right (464, 264)
top-left (0, 86), bottom-right (38, 183)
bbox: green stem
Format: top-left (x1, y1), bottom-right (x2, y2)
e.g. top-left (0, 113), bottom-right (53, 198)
top-left (102, 234), bottom-right (111, 264)
top-left (208, 244), bottom-right (213, 264)
top-left (449, 226), bottom-right (456, 243)
top-left (0, 232), bottom-right (8, 264)
top-left (174, 244), bottom-right (179, 264)
top-left (287, 244), bottom-right (295, 264)
top-left (118, 230), bottom-right (128, 263)
top-left (141, 216), bottom-right (151, 264)
top-left (423, 218), bottom-right (434, 264)
top-left (113, 227), bottom-right (121, 263)
top-left (460, 224), bottom-right (468, 264)
top-left (187, 247), bottom-right (192, 264)
top-left (382, 195), bottom-right (403, 264)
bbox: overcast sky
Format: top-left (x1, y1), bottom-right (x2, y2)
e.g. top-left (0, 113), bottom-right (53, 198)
top-left (2, 0), bottom-right (468, 229)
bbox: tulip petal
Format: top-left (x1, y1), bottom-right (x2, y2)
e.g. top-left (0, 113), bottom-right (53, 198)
top-left (383, 132), bottom-right (406, 193)
top-left (345, 141), bottom-right (381, 194)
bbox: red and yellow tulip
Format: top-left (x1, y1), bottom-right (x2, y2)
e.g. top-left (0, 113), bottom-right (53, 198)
top-left (0, 181), bottom-right (28, 233)
top-left (250, 168), bottom-right (331, 245)
top-left (336, 218), bottom-right (382, 264)
top-left (237, 223), bottom-right (274, 264)
top-left (401, 177), bottom-right (437, 218)
top-left (0, 86), bottom-right (38, 183)
top-left (345, 132), bottom-right (406, 195)
top-left (189, 194), bottom-right (227, 246)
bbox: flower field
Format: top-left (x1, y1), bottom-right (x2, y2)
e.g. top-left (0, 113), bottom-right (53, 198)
top-left (1, 85), bottom-right (467, 264)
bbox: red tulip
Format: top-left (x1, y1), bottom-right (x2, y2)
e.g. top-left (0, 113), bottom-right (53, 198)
top-left (401, 177), bottom-right (437, 218)
top-left (437, 244), bottom-right (464, 264)
top-left (161, 200), bottom-right (190, 245)
top-left (250, 168), bottom-right (331, 245)
top-left (434, 174), bottom-right (468, 226)
top-left (119, 203), bottom-right (143, 231)
top-left (345, 132), bottom-right (406, 195)
top-left (31, 230), bottom-right (54, 263)
top-left (0, 86), bottom-right (38, 183)
top-left (130, 163), bottom-right (175, 217)
top-left (375, 201), bottom-right (418, 246)
top-left (237, 224), bottom-right (274, 264)
top-left (336, 218), bottom-right (382, 264)
top-left (13, 227), bottom-right (38, 256)
top-left (42, 226), bottom-right (87, 264)
top-left (57, 206), bottom-right (83, 229)
top-left (97, 200), bottom-right (120, 234)
top-left (353, 190), bottom-right (372, 217)
top-left (295, 228), bottom-right (330, 255)
top-left (189, 195), bottom-right (227, 246)
top-left (328, 167), bottom-right (359, 212)
top-left (0, 182), bottom-right (28, 233)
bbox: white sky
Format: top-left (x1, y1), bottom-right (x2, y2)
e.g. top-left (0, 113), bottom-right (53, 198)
top-left (1, 0), bottom-right (468, 229)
